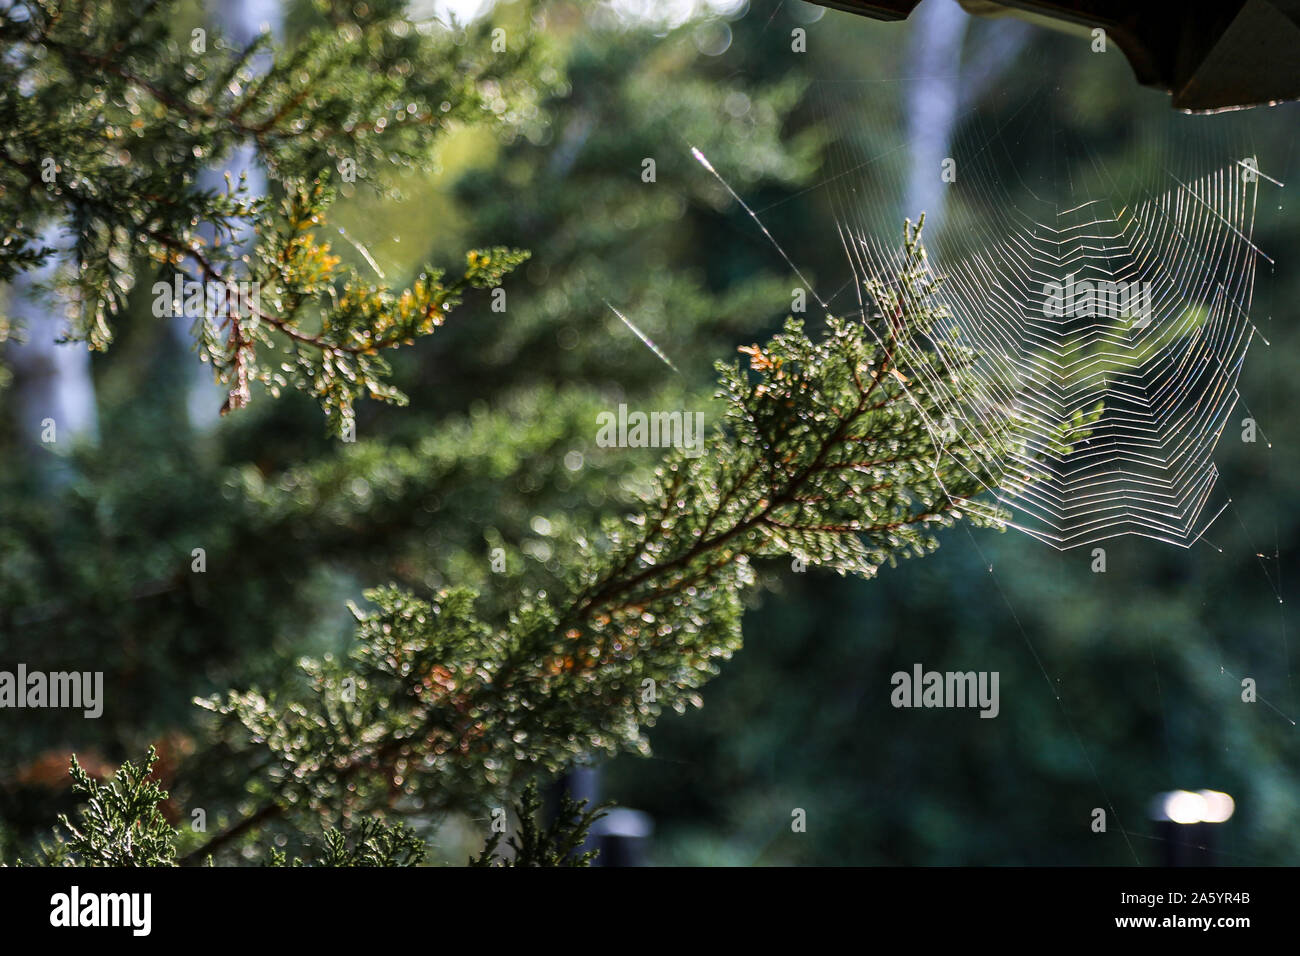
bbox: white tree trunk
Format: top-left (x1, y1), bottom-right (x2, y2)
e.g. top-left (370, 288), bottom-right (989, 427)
top-left (7, 226), bottom-right (99, 454)
top-left (903, 0), bottom-right (970, 232)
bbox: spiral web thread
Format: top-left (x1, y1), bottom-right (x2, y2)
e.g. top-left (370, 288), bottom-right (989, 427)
top-left (840, 163), bottom-right (1266, 550)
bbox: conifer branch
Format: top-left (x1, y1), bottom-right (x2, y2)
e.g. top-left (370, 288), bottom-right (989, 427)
top-left (180, 225), bottom-right (1019, 862)
top-left (0, 0), bottom-right (551, 429)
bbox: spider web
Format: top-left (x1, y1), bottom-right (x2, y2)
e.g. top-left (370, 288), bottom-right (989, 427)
top-left (844, 164), bottom-right (1264, 550)
top-left (695, 80), bottom-right (1278, 552)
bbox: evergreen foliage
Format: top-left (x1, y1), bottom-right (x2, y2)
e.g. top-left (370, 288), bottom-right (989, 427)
top-left (1, 4), bottom-right (1024, 856)
top-left (9, 210), bottom-right (1021, 862)
top-left (177, 225), bottom-right (1015, 862)
top-left (469, 779), bottom-right (607, 866)
top-left (20, 746), bottom-right (177, 867)
top-left (1, 0), bottom-right (549, 431)
top-left (0, 4), bottom-right (815, 803)
top-left (292, 818), bottom-right (426, 867)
